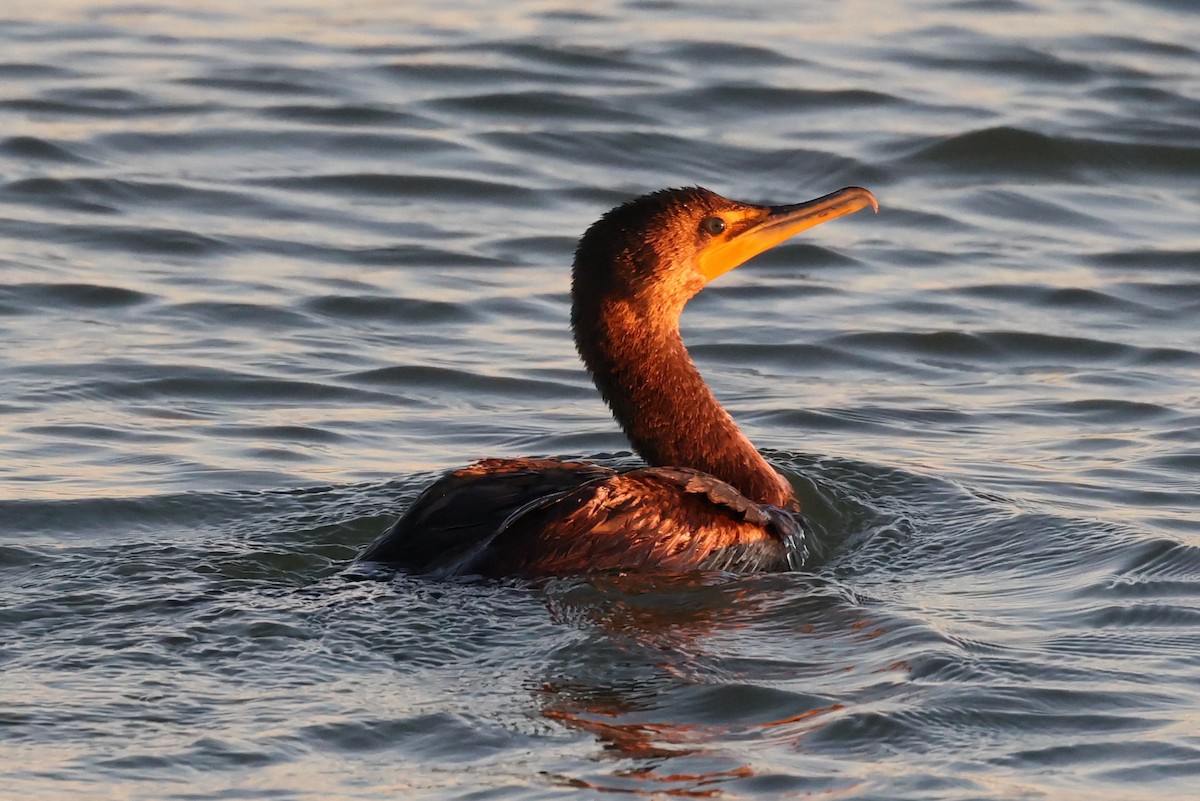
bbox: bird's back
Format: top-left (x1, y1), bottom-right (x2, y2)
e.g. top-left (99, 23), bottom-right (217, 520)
top-left (359, 458), bottom-right (802, 577)
top-left (357, 458), bottom-right (613, 573)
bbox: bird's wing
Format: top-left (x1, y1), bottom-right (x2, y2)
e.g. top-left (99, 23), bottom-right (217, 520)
top-left (358, 458), bottom-right (614, 572)
top-left (462, 466), bottom-right (799, 576)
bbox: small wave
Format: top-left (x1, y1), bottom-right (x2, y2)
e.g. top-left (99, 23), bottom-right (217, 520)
top-left (429, 88), bottom-right (652, 123)
top-left (305, 294), bottom-right (476, 324)
top-left (899, 125), bottom-right (1200, 181)
top-left (664, 84), bottom-right (901, 116)
top-left (0, 62), bottom-right (80, 79)
top-left (347, 364), bottom-right (590, 399)
top-left (175, 65), bottom-right (340, 98)
top-left (256, 172), bottom-right (535, 203)
top-left (0, 282), bottom-right (150, 311)
top-left (0, 216), bottom-right (232, 257)
top-left (260, 103), bottom-right (433, 127)
top-left (658, 40), bottom-right (801, 68)
top-left (829, 329), bottom-right (1200, 369)
top-left (0, 135), bottom-right (92, 163)
top-left (2, 175), bottom-right (290, 220)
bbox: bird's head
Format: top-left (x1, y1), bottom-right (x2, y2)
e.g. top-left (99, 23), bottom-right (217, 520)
top-left (571, 185), bottom-right (878, 324)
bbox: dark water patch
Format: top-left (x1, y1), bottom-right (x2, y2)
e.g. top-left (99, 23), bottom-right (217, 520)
top-left (0, 62), bottom-right (81, 79)
top-left (1139, 451), bottom-right (1200, 475)
top-left (378, 61), bottom-right (609, 90)
top-left (1045, 628), bottom-right (1200, 662)
top-left (1059, 480), bottom-right (1200, 520)
top-left (254, 172), bottom-right (534, 204)
top-left (483, 129), bottom-right (871, 187)
top-left (535, 8), bottom-right (609, 23)
top-left (0, 282), bottom-right (150, 311)
top-left (40, 85), bottom-right (146, 107)
top-left (960, 284), bottom-right (1150, 314)
top-left (299, 712), bottom-right (516, 757)
top-left (426, 89), bottom-right (653, 124)
top-left (943, 0), bottom-right (1034, 10)
top-left (1110, 539), bottom-right (1200, 587)
top-left (660, 40), bottom-right (800, 68)
top-left (0, 216), bottom-right (232, 257)
top-left (830, 329), bottom-right (1000, 362)
top-left (1113, 280), bottom-right (1200, 314)
top-left (491, 233), bottom-right (576, 261)
top-left (723, 146), bottom-right (879, 190)
top-left (207, 424), bottom-right (347, 444)
top-left (1150, 424), bottom-right (1200, 447)
top-left (21, 422), bottom-right (182, 444)
top-left (3, 486), bottom-right (383, 570)
top-left (260, 103), bottom-right (435, 128)
top-left (901, 125), bottom-right (1200, 181)
top-left (805, 704), bottom-right (1154, 759)
top-left (907, 44), bottom-right (1095, 83)
top-left (901, 126), bottom-right (1078, 179)
top-left (176, 65), bottom-right (341, 98)
top-left (663, 84), bottom-right (900, 115)
top-left (2, 176), bottom-right (119, 215)
top-left (691, 342), bottom-right (934, 378)
top-left (768, 406), bottom-right (937, 439)
top-left (454, 289), bottom-right (566, 324)
top-left (0, 544), bottom-right (41, 567)
top-left (161, 301), bottom-right (312, 331)
top-left (909, 650), bottom-right (1119, 689)
top-left (0, 491), bottom-right (285, 539)
top-left (1068, 34), bottom-right (1198, 60)
top-left (502, 41), bottom-right (640, 74)
top-left (347, 365), bottom-right (590, 400)
top-left (888, 296), bottom-right (984, 321)
top-left (1003, 738), bottom-right (1200, 777)
top-left (305, 294), bottom-right (476, 325)
top-left (22, 364), bottom-right (388, 406)
top-left (1134, 0), bottom-right (1200, 11)
top-left (0, 18), bottom-right (114, 43)
top-left (831, 329), bottom-right (1200, 368)
top-left (484, 129), bottom-right (709, 172)
top-left (383, 41), bottom-right (651, 88)
top-left (0, 97), bottom-right (215, 119)
top-left (1011, 398), bottom-right (1177, 425)
top-left (1074, 602), bottom-right (1200, 629)
top-left (1089, 84), bottom-right (1200, 116)
top-left (964, 188), bottom-right (1107, 230)
top-left (131, 373), bottom-right (385, 405)
top-left (0, 134), bottom-right (93, 163)
top-left (863, 205), bottom-right (966, 236)
top-left (3, 176), bottom-right (291, 220)
top-left (809, 404), bottom-right (978, 437)
top-left (95, 128), bottom-right (446, 157)
top-left (1088, 249), bottom-right (1200, 272)
top-left (307, 242), bottom-right (509, 269)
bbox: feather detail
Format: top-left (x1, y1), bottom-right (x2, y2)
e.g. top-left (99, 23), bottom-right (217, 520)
top-left (360, 460), bottom-right (803, 577)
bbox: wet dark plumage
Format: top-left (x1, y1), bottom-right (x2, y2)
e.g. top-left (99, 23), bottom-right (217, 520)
top-left (359, 185), bottom-right (877, 577)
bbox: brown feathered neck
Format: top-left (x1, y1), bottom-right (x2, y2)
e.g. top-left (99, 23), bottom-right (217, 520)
top-left (570, 188), bottom-right (795, 509)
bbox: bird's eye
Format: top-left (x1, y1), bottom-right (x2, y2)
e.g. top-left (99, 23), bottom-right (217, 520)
top-left (700, 216), bottom-right (726, 236)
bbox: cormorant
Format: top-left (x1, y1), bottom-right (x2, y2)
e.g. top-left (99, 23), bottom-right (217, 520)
top-left (359, 185), bottom-right (878, 576)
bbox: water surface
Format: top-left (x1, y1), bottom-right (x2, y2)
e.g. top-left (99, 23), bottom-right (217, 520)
top-left (1, 0), bottom-right (1198, 798)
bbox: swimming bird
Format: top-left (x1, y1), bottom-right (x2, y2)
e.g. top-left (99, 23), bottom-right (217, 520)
top-left (359, 185), bottom-right (878, 577)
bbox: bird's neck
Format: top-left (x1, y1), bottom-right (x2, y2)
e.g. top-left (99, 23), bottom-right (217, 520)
top-left (576, 301), bottom-right (795, 509)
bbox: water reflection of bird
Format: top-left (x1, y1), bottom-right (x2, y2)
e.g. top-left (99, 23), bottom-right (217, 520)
top-left (359, 185), bottom-right (877, 576)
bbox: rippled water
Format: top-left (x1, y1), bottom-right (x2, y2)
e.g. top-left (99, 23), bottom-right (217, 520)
top-left (2, 0), bottom-right (1198, 798)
